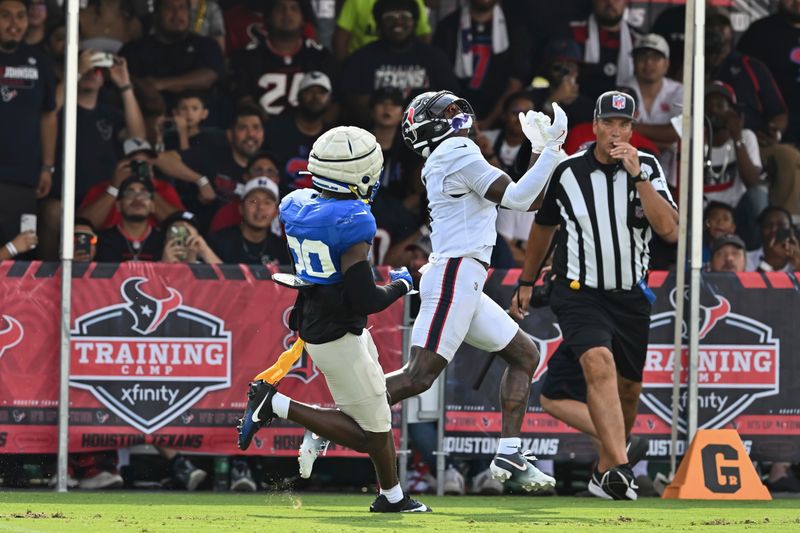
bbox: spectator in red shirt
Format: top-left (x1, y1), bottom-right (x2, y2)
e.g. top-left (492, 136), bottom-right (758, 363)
top-left (78, 138), bottom-right (184, 230)
top-left (94, 176), bottom-right (165, 262)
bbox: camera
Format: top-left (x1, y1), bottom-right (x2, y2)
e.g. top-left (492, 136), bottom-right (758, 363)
top-left (775, 226), bottom-right (794, 244)
top-left (89, 52), bottom-right (114, 69)
top-left (74, 232), bottom-right (94, 255)
top-left (129, 160), bottom-right (150, 180)
top-left (160, 118), bottom-right (177, 134)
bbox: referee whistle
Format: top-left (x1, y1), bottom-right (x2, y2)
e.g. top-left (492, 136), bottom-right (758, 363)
top-left (569, 280), bottom-right (581, 290)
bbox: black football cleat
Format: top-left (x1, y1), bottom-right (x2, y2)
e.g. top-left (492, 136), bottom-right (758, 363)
top-left (237, 380), bottom-right (278, 451)
top-left (369, 494), bottom-right (431, 513)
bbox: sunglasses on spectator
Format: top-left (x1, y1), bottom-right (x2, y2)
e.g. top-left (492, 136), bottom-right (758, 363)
top-left (121, 190), bottom-right (154, 200)
top-left (382, 11), bottom-right (414, 23)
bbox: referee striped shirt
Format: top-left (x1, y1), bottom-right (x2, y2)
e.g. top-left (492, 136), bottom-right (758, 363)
top-left (536, 144), bottom-right (677, 291)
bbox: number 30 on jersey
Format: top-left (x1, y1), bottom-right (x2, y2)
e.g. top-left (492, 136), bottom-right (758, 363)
top-left (285, 235), bottom-right (336, 278)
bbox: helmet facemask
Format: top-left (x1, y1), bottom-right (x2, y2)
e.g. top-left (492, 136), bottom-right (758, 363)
top-left (402, 91), bottom-right (475, 157)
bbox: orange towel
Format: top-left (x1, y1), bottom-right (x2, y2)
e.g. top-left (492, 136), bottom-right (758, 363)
top-left (253, 338), bottom-right (305, 384)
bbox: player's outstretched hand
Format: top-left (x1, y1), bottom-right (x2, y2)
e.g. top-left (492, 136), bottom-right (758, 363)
top-left (518, 110), bottom-right (547, 153)
top-left (390, 267), bottom-right (414, 293)
top-left (543, 103), bottom-right (568, 150)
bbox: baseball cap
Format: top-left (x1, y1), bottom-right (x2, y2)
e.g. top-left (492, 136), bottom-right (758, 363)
top-left (711, 234), bottom-right (745, 255)
top-left (545, 38), bottom-right (582, 64)
top-left (298, 71), bottom-right (332, 93)
top-left (633, 33), bottom-right (670, 59)
top-left (705, 80), bottom-right (738, 106)
top-left (241, 177), bottom-right (280, 202)
top-left (118, 175), bottom-right (154, 199)
top-left (123, 137), bottom-right (157, 158)
top-left (160, 210), bottom-right (198, 234)
top-left (594, 91), bottom-right (636, 121)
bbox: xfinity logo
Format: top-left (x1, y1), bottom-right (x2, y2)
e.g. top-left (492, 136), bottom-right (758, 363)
top-left (121, 385), bottom-right (180, 406)
top-left (70, 277), bottom-right (232, 434)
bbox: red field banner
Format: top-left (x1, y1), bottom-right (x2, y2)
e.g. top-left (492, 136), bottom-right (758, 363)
top-left (0, 262), bottom-right (403, 456)
top-left (444, 270), bottom-right (800, 462)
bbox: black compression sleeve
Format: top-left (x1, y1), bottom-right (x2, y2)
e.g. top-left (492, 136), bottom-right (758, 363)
top-left (343, 260), bottom-right (409, 315)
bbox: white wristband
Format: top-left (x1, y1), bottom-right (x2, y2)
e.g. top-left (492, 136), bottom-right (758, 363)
top-left (5, 242), bottom-right (18, 258)
top-left (197, 176), bottom-right (210, 187)
top-left (106, 185), bottom-right (119, 198)
top-left (397, 279), bottom-right (412, 293)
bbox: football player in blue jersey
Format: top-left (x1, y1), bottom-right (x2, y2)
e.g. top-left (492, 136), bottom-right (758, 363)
top-left (237, 126), bottom-right (430, 513)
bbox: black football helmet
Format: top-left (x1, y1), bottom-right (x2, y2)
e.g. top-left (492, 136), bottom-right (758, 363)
top-left (402, 91), bottom-right (475, 157)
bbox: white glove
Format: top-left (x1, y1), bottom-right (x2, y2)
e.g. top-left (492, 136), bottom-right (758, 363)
top-left (544, 102), bottom-right (568, 151)
top-left (518, 110), bottom-right (547, 153)
top-left (518, 103), bottom-right (569, 153)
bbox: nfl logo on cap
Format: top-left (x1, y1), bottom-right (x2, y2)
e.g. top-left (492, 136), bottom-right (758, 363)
top-left (595, 90), bottom-right (636, 121)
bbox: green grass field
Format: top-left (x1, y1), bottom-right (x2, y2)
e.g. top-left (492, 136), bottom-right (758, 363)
top-left (0, 492), bottom-right (798, 532)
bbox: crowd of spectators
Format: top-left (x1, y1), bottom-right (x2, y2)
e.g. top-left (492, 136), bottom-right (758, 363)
top-left (1, 0), bottom-right (798, 274)
top-left (2, 0), bottom-right (800, 493)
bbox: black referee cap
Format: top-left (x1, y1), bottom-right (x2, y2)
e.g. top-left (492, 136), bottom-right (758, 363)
top-left (594, 91), bottom-right (636, 121)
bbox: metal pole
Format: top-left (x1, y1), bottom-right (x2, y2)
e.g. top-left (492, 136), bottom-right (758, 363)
top-left (687, 0), bottom-right (706, 444)
top-left (669, 0), bottom-right (696, 478)
top-left (397, 294), bottom-right (413, 489)
top-left (435, 367), bottom-right (446, 497)
top-left (56, 0), bottom-right (80, 492)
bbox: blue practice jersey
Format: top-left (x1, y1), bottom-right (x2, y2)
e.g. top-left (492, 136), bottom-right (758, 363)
top-left (280, 189), bottom-right (376, 285)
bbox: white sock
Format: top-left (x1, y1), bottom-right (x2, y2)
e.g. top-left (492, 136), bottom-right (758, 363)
top-left (632, 459), bottom-right (649, 478)
top-left (270, 392), bottom-right (290, 419)
top-left (496, 437), bottom-right (521, 455)
top-left (380, 483), bottom-right (404, 504)
top-left (535, 459), bottom-right (555, 476)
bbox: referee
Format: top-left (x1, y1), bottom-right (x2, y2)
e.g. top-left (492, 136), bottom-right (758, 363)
top-left (510, 91), bottom-right (678, 500)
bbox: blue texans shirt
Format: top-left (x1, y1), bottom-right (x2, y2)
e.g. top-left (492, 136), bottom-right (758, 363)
top-left (280, 189), bottom-right (376, 285)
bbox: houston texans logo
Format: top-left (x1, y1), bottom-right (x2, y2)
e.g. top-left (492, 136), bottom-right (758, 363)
top-left (12, 409), bottom-right (25, 423)
top-left (96, 411), bottom-right (110, 424)
top-left (532, 327), bottom-right (563, 383)
top-left (181, 412), bottom-right (195, 425)
top-left (121, 278), bottom-right (183, 335)
top-left (402, 107), bottom-right (418, 143)
top-left (669, 284), bottom-right (731, 340)
top-left (405, 106), bottom-right (415, 125)
top-left (698, 296), bottom-right (731, 339)
top-left (0, 314), bottom-right (24, 359)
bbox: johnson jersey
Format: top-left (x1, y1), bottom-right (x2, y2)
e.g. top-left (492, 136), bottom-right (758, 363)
top-left (280, 189), bottom-right (376, 284)
top-left (423, 137), bottom-right (504, 264)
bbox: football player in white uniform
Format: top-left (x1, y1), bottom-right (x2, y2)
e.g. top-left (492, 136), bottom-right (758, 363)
top-left (386, 90), bottom-right (568, 491)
